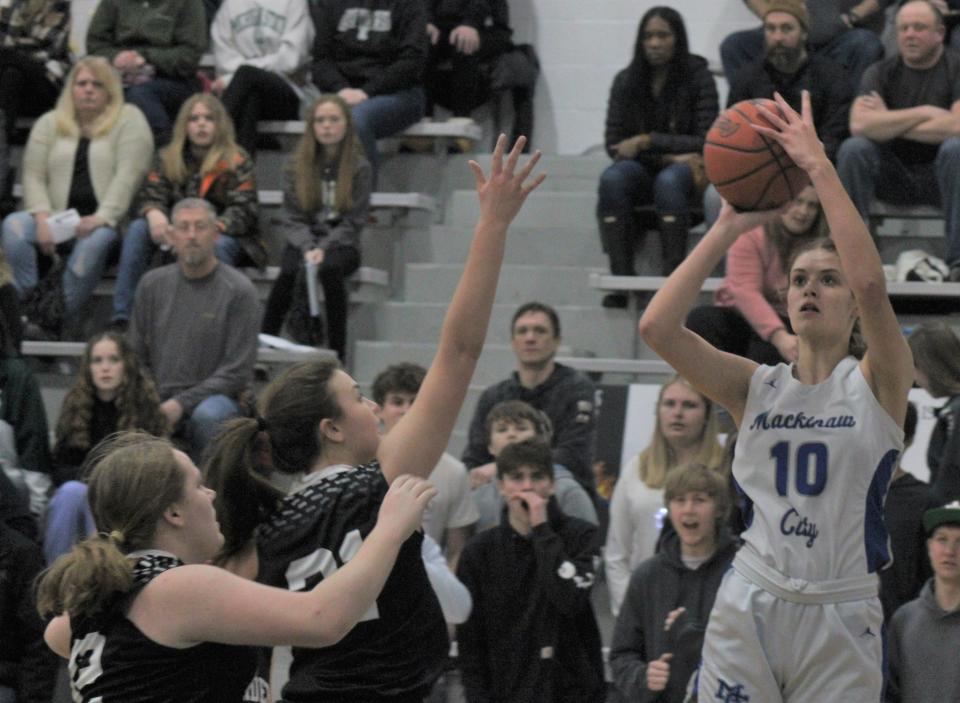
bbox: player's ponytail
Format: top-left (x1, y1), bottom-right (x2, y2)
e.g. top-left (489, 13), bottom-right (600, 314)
top-left (204, 359), bottom-right (344, 562)
top-left (37, 432), bottom-right (184, 619)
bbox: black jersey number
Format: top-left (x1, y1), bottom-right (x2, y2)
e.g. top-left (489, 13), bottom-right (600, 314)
top-left (772, 441), bottom-right (828, 497)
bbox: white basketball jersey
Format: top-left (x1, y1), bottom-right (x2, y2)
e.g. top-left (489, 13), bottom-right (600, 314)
top-left (734, 357), bottom-right (903, 582)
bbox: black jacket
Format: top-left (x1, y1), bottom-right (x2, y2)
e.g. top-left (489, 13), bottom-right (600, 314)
top-left (880, 472), bottom-right (936, 622)
top-left (927, 393), bottom-right (960, 505)
top-left (456, 499), bottom-right (605, 703)
top-left (310, 0), bottom-right (428, 96)
top-left (0, 521), bottom-right (57, 703)
top-left (603, 54), bottom-right (718, 159)
top-left (609, 529), bottom-right (739, 702)
top-left (727, 54), bottom-right (852, 162)
top-left (462, 363), bottom-right (596, 488)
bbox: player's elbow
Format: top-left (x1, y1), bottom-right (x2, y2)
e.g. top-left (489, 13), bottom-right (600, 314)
top-left (638, 311), bottom-right (673, 354)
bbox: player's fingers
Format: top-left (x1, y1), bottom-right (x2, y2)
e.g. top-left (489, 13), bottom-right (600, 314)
top-left (468, 160), bottom-right (486, 190)
top-left (521, 172), bottom-right (547, 197)
top-left (516, 148), bottom-right (542, 182)
top-left (772, 91), bottom-right (798, 122)
top-left (417, 486), bottom-right (439, 505)
top-left (491, 133), bottom-right (506, 175)
top-left (755, 104), bottom-right (787, 131)
top-left (658, 653), bottom-right (673, 662)
top-left (504, 135), bottom-right (526, 174)
top-left (391, 474), bottom-right (414, 491)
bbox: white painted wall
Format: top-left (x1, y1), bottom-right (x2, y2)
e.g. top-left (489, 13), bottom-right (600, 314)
top-left (69, 0), bottom-right (760, 154)
top-left (510, 0), bottom-right (758, 154)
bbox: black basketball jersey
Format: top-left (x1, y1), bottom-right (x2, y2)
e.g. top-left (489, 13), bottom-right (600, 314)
top-left (69, 552), bottom-right (260, 703)
top-left (256, 462), bottom-right (448, 702)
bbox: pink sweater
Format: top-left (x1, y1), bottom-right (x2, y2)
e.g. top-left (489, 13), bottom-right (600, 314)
top-left (713, 225), bottom-right (787, 342)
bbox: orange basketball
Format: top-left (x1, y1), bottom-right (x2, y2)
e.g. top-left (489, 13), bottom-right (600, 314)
top-left (703, 98), bottom-right (809, 211)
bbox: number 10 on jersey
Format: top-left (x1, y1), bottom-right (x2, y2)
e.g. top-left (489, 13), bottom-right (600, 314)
top-left (771, 441), bottom-right (828, 497)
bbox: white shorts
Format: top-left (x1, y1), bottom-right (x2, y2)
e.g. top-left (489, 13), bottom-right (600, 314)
top-left (698, 568), bottom-right (884, 702)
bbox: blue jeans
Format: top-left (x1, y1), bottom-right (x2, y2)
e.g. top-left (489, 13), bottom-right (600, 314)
top-left (351, 86), bottom-right (426, 183)
top-left (125, 77), bottom-right (196, 146)
top-left (43, 480), bottom-right (95, 564)
top-left (113, 217), bottom-right (242, 321)
top-left (179, 394), bottom-right (241, 461)
top-left (1, 211), bottom-right (117, 314)
top-left (597, 160), bottom-right (695, 220)
top-left (720, 26), bottom-right (882, 92)
top-left (837, 136), bottom-right (960, 264)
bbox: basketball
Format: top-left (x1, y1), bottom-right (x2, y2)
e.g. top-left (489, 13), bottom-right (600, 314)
top-left (703, 99), bottom-right (809, 211)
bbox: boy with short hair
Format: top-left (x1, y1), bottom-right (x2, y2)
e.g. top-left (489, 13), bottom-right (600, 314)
top-left (609, 462), bottom-right (738, 702)
top-left (372, 362), bottom-right (478, 568)
top-left (456, 438), bottom-right (605, 702)
top-left (886, 501), bottom-right (960, 703)
top-left (472, 400), bottom-right (598, 530)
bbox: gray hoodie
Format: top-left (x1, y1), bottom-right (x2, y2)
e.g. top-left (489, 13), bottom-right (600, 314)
top-left (886, 578), bottom-right (960, 703)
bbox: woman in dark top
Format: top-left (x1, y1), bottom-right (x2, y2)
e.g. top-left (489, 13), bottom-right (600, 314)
top-left (38, 432), bottom-right (436, 703)
top-left (0, 56), bottom-right (153, 337)
top-left (43, 331), bottom-right (168, 563)
top-left (597, 6), bottom-right (718, 307)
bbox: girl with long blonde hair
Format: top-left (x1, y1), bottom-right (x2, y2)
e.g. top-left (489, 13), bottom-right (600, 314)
top-left (604, 374), bottom-right (725, 615)
top-left (110, 93), bottom-right (263, 327)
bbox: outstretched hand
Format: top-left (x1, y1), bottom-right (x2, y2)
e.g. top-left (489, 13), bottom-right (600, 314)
top-left (469, 135), bottom-right (545, 228)
top-left (753, 91), bottom-right (829, 174)
top-left (715, 198), bottom-right (782, 236)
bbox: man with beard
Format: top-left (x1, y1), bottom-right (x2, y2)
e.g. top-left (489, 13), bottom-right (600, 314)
top-left (838, 0), bottom-right (960, 280)
top-left (129, 197), bottom-right (259, 458)
top-left (727, 0), bottom-right (852, 161)
top-left (721, 0), bottom-right (889, 94)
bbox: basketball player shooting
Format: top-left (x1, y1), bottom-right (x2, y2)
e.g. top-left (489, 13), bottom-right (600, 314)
top-left (639, 90), bottom-right (913, 701)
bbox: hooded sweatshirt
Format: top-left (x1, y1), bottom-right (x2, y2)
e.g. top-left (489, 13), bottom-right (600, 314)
top-left (886, 578), bottom-right (960, 703)
top-left (609, 528), bottom-right (739, 703)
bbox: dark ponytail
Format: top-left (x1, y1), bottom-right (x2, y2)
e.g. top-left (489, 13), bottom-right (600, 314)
top-left (203, 359), bottom-right (344, 562)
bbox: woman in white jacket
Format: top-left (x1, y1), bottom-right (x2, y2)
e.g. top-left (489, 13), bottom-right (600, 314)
top-left (211, 0), bottom-right (315, 156)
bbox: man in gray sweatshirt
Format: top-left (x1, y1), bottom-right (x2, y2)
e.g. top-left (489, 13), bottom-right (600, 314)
top-left (885, 501), bottom-right (960, 703)
top-left (129, 197), bottom-right (259, 459)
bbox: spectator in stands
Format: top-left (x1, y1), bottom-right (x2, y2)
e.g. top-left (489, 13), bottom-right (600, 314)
top-left (882, 402), bottom-right (937, 621)
top-left (86, 0), bottom-right (207, 146)
top-left (605, 375), bottom-right (725, 616)
top-left (0, 0), bottom-right (70, 211)
top-left (597, 6), bottom-right (718, 308)
top-left (457, 438), bottom-right (606, 703)
top-left (129, 197), bottom-right (259, 460)
top-left (838, 0), bottom-right (960, 281)
top-left (726, 1), bottom-right (853, 162)
top-left (0, 251), bottom-right (21, 355)
top-left (462, 301), bottom-right (597, 491)
top-left (0, 319), bottom-right (50, 524)
top-left (43, 331), bottom-right (169, 563)
top-left (471, 400), bottom-right (598, 531)
top-left (308, 0), bottom-right (429, 182)
top-left (909, 321), bottom-right (960, 504)
top-left (261, 95), bottom-right (370, 361)
top-left (211, 0), bottom-right (316, 157)
top-left (111, 93), bottom-right (262, 330)
top-left (721, 0), bottom-right (888, 94)
top-left (686, 185), bottom-right (827, 365)
top-left (1, 56), bottom-right (153, 339)
top-left (0, 515), bottom-right (57, 703)
top-left (424, 0), bottom-right (513, 118)
top-left (372, 362), bottom-right (478, 568)
top-left (609, 463), bottom-right (738, 703)
top-left (886, 501), bottom-right (960, 703)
